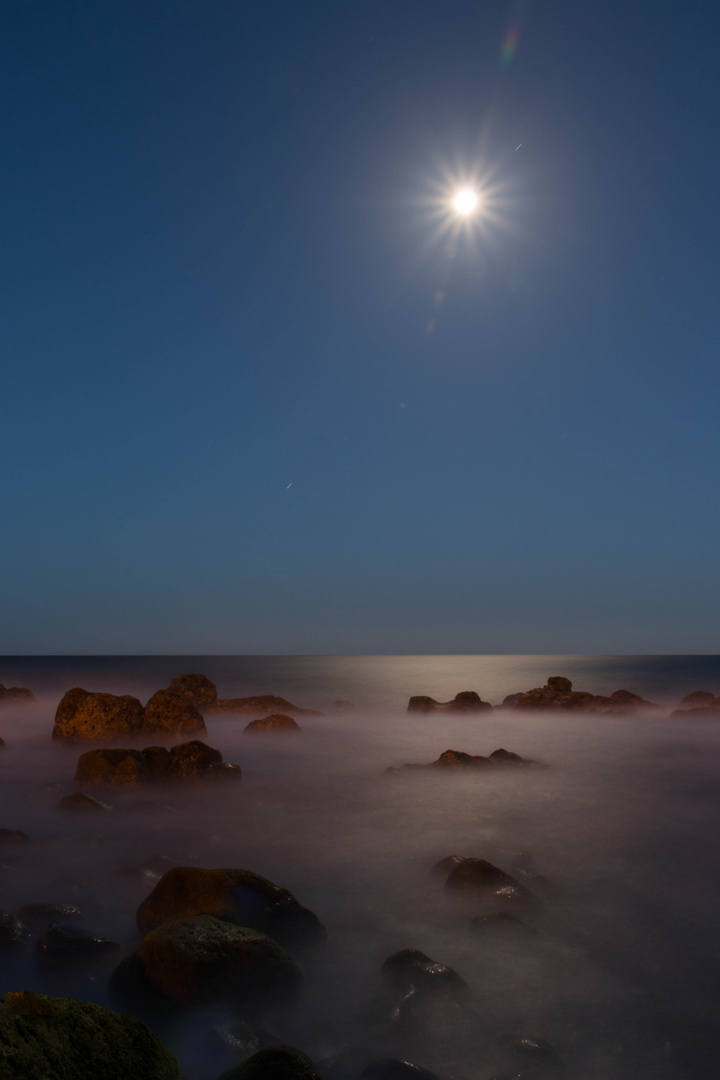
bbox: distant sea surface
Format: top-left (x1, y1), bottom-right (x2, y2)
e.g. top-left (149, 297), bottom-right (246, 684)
top-left (1, 655), bottom-right (719, 709)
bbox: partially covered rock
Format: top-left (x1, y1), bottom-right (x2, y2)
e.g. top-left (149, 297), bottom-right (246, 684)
top-left (677, 691), bottom-right (716, 709)
top-left (430, 854), bottom-right (466, 877)
top-left (210, 695), bottom-right (322, 718)
top-left (219, 1045), bottom-right (322, 1080)
top-left (18, 903), bottom-right (82, 930)
top-left (142, 745), bottom-right (171, 778)
top-left (0, 990), bottom-right (179, 1079)
top-left (381, 948), bottom-right (469, 1000)
top-left (445, 858), bottom-right (535, 905)
top-left (136, 866), bottom-right (326, 950)
top-left (671, 692), bottom-right (720, 717)
top-left (168, 740), bottom-right (222, 778)
top-left (0, 829), bottom-right (30, 844)
top-left (244, 714), bottom-right (302, 734)
top-left (501, 676), bottom-right (660, 714)
top-left (0, 912), bottom-right (31, 948)
top-left (112, 915), bottom-right (302, 1016)
top-left (360, 1060), bottom-right (439, 1080)
top-left (57, 792), bottom-right (112, 812)
top-left (36, 923), bottom-right (120, 965)
top-left (52, 687), bottom-right (144, 741)
top-left (407, 692), bottom-right (491, 714)
top-left (142, 689), bottom-right (207, 737)
top-left (167, 673), bottom-right (218, 707)
top-left (0, 683), bottom-right (35, 706)
top-left (388, 748), bottom-right (537, 772)
top-left (74, 748), bottom-right (149, 787)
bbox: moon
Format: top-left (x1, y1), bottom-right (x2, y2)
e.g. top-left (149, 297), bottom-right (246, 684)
top-left (453, 188), bottom-right (480, 215)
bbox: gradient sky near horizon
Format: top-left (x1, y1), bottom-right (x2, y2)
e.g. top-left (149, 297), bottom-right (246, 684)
top-left (2, 0), bottom-right (719, 654)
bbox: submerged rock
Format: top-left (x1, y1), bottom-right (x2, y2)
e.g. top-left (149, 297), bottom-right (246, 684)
top-left (0, 683), bottom-right (35, 706)
top-left (244, 714), bottom-right (302, 734)
top-left (209, 695), bottom-right (323, 718)
top-left (218, 1045), bottom-right (322, 1080)
top-left (74, 748), bottom-right (149, 786)
top-left (52, 687), bottom-right (145, 741)
top-left (389, 748), bottom-right (537, 772)
top-left (407, 691), bottom-right (491, 713)
top-left (360, 1060), bottom-right (440, 1080)
top-left (36, 923), bottom-right (120, 965)
top-left (167, 672), bottom-right (218, 708)
top-left (136, 866), bottom-right (327, 949)
top-left (445, 858), bottom-right (536, 906)
top-left (0, 990), bottom-right (179, 1079)
top-left (381, 948), bottom-right (469, 1000)
top-left (0, 829), bottom-right (30, 844)
top-left (57, 791), bottom-right (112, 812)
top-left (112, 915), bottom-right (302, 1016)
top-left (142, 689), bottom-right (207, 737)
top-left (0, 912), bottom-right (31, 948)
top-left (470, 912), bottom-right (538, 937)
top-left (17, 903), bottom-right (82, 930)
top-left (500, 676), bottom-right (660, 714)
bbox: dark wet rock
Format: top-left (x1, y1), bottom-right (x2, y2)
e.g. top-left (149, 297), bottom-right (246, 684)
top-left (167, 672), bottom-right (218, 707)
top-left (430, 854), bottom-right (466, 877)
top-left (136, 866), bottom-right (327, 950)
top-left (390, 748), bottom-right (537, 772)
top-left (0, 683), bottom-right (35, 705)
top-left (142, 689), bottom-right (207, 737)
top-left (142, 744), bottom-right (172, 777)
top-left (0, 829), bottom-right (30, 844)
top-left (470, 912), bottom-right (538, 937)
top-left (57, 791), bottom-right (112, 812)
top-left (112, 915), bottom-right (302, 1016)
top-left (0, 989), bottom-right (179, 1079)
top-left (407, 692), bottom-right (491, 713)
top-left (381, 948), bottom-right (469, 1000)
top-left (360, 1060), bottom-right (439, 1080)
top-left (74, 747), bottom-right (149, 786)
top-left (168, 739), bottom-right (222, 778)
top-left (501, 676), bottom-right (659, 714)
top-left (219, 1045), bottom-right (322, 1080)
top-left (244, 714), bottom-right (302, 734)
top-left (494, 1035), bottom-right (563, 1074)
top-left (210, 695), bottom-right (323, 717)
top-left (52, 687), bottom-right (145, 741)
top-left (18, 903), bottom-right (82, 930)
top-left (36, 923), bottom-right (120, 965)
top-left (0, 912), bottom-right (31, 947)
top-left (445, 858), bottom-right (534, 903)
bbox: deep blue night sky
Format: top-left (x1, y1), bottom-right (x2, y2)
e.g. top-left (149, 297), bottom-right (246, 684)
top-left (2, 0), bottom-right (719, 653)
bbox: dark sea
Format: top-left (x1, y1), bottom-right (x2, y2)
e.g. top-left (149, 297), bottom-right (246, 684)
top-left (1, 655), bottom-right (720, 1080)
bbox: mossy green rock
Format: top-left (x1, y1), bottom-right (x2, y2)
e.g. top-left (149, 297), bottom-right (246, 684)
top-left (218, 1045), bottom-right (322, 1080)
top-left (0, 990), bottom-right (178, 1079)
top-left (112, 915), bottom-right (302, 1016)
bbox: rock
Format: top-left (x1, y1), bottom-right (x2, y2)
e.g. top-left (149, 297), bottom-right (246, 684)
top-left (142, 689), bottom-right (207, 737)
top-left (167, 672), bottom-right (218, 708)
top-left (142, 745), bottom-right (172, 777)
top-left (390, 748), bottom-right (536, 771)
top-left (381, 948), bottom-right (469, 1000)
top-left (494, 1034), bottom-right (563, 1073)
top-left (0, 829), bottom-right (30, 844)
top-left (218, 1045), bottom-right (322, 1080)
top-left (74, 748), bottom-right (149, 786)
top-left (244, 714), bottom-right (302, 734)
top-left (500, 675), bottom-right (660, 714)
top-left (210, 695), bottom-right (323, 718)
top-left (430, 855), bottom-right (466, 877)
top-left (407, 692), bottom-right (491, 713)
top-left (0, 912), bottom-right (31, 948)
top-left (0, 684), bottom-right (35, 706)
top-left (678, 691), bottom-right (716, 709)
top-left (0, 990), bottom-right (179, 1079)
top-left (52, 687), bottom-right (145, 741)
top-left (168, 740), bottom-right (222, 778)
top-left (197, 1020), bottom-right (263, 1071)
top-left (36, 923), bottom-right (120, 965)
top-left (469, 912), bottom-right (538, 937)
top-left (489, 748), bottom-right (525, 765)
top-left (332, 699), bottom-right (355, 713)
top-left (360, 1060), bottom-right (439, 1080)
top-left (136, 866), bottom-right (326, 950)
top-left (17, 903), bottom-right (82, 930)
top-left (111, 915), bottom-right (302, 1016)
top-left (212, 762), bottom-right (243, 780)
top-left (57, 792), bottom-right (112, 812)
top-left (445, 858), bottom-right (533, 901)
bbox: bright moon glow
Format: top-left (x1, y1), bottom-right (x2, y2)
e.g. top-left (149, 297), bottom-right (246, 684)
top-left (453, 188), bottom-right (479, 215)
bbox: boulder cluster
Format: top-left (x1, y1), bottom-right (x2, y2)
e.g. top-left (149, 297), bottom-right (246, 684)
top-left (73, 740), bottom-right (241, 786)
top-left (406, 675), bottom-right (672, 715)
